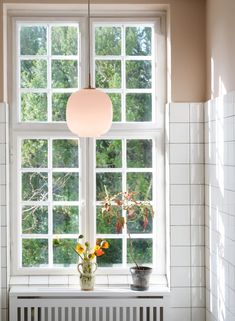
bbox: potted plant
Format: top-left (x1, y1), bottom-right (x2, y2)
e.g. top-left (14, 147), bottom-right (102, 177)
top-left (101, 188), bottom-right (154, 291)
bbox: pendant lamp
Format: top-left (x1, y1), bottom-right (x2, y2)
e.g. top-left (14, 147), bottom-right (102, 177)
top-left (66, 0), bottom-right (113, 137)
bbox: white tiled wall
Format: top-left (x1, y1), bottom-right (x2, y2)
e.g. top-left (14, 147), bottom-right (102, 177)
top-left (0, 103), bottom-right (8, 321)
top-left (0, 102), bottom-right (206, 321)
top-left (205, 92), bottom-right (235, 321)
top-left (169, 103), bottom-right (205, 321)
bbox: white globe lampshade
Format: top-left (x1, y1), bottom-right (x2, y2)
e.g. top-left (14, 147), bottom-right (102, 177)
top-left (66, 88), bottom-right (113, 137)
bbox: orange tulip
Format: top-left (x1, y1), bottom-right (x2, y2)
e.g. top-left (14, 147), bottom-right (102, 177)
top-left (101, 241), bottom-right (109, 249)
top-left (95, 248), bottom-right (105, 257)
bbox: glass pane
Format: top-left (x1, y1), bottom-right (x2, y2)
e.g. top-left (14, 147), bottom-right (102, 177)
top-left (126, 93), bottom-right (152, 122)
top-left (52, 93), bottom-right (70, 121)
top-left (52, 60), bottom-right (78, 88)
top-left (96, 206), bottom-right (122, 234)
top-left (22, 173), bottom-right (48, 201)
top-left (20, 26), bottom-right (47, 55)
top-left (126, 61), bottom-right (151, 89)
top-left (95, 27), bottom-right (121, 56)
top-left (108, 93), bottom-right (121, 122)
top-left (22, 139), bottom-right (48, 168)
top-left (127, 139), bottom-right (152, 168)
top-left (53, 139), bottom-right (79, 168)
top-left (21, 93), bottom-right (47, 122)
top-left (51, 26), bottom-right (78, 55)
top-left (95, 60), bottom-right (121, 88)
top-left (96, 238), bottom-right (122, 267)
top-left (53, 238), bottom-right (77, 266)
top-left (53, 206), bottom-right (79, 234)
top-left (127, 210), bottom-right (153, 234)
top-left (126, 26), bottom-right (152, 56)
top-left (96, 140), bottom-right (122, 168)
top-left (53, 173), bottom-right (79, 201)
top-left (127, 172), bottom-right (152, 200)
top-left (96, 173), bottom-right (122, 201)
top-left (127, 239), bottom-right (152, 264)
top-left (22, 206), bottom-right (48, 234)
top-left (21, 60), bottom-right (47, 88)
top-left (22, 239), bottom-right (48, 267)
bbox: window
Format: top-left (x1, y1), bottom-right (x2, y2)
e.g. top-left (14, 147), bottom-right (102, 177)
top-left (10, 15), bottom-right (166, 275)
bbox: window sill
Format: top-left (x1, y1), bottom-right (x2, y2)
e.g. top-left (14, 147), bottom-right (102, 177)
top-left (10, 285), bottom-right (170, 297)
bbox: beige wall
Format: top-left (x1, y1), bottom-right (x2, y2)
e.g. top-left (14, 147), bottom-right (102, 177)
top-left (207, 0), bottom-right (235, 99)
top-left (0, 0), bottom-right (206, 102)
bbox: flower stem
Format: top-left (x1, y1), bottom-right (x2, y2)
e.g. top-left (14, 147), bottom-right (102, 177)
top-left (128, 231), bottom-right (139, 269)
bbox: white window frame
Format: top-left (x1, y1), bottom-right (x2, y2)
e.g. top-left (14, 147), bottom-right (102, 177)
top-left (8, 8), bottom-right (167, 282)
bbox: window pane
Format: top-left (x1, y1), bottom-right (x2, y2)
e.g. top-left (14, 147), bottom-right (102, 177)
top-left (22, 206), bottom-right (48, 234)
top-left (53, 239), bottom-right (77, 266)
top-left (96, 206), bottom-right (122, 234)
top-left (21, 60), bottom-right (47, 88)
top-left (126, 26), bottom-right (151, 56)
top-left (21, 93), bottom-right (47, 122)
top-left (22, 173), bottom-right (48, 201)
top-left (53, 173), bottom-right (79, 201)
top-left (51, 26), bottom-right (78, 55)
top-left (127, 211), bottom-right (153, 234)
top-left (53, 139), bottom-right (79, 168)
top-left (127, 239), bottom-right (152, 264)
top-left (96, 173), bottom-right (122, 201)
top-left (126, 61), bottom-right (151, 89)
top-left (22, 139), bottom-right (48, 168)
top-left (96, 140), bottom-right (122, 168)
top-left (109, 93), bottom-right (121, 122)
top-left (126, 93), bottom-right (152, 122)
top-left (95, 27), bottom-right (121, 56)
top-left (96, 238), bottom-right (122, 267)
top-left (20, 26), bottom-right (47, 55)
top-left (53, 206), bottom-right (79, 234)
top-left (52, 93), bottom-right (70, 122)
top-left (52, 60), bottom-right (78, 88)
top-left (95, 60), bottom-right (121, 88)
top-left (127, 139), bottom-right (152, 168)
top-left (127, 173), bottom-right (152, 201)
top-left (22, 239), bottom-right (48, 267)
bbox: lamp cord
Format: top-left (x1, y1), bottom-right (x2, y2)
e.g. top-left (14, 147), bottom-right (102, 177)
top-left (88, 0), bottom-right (91, 88)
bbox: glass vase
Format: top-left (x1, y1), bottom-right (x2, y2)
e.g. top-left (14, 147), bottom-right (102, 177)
top-left (77, 261), bottom-right (97, 291)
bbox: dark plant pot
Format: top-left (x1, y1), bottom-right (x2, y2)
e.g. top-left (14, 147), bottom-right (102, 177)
top-left (130, 266), bottom-right (152, 291)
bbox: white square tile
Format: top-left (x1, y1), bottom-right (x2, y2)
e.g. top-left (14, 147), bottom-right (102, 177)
top-left (191, 185), bottom-right (204, 205)
top-left (190, 144), bottom-right (204, 164)
top-left (95, 275), bottom-right (109, 285)
top-left (191, 226), bottom-right (205, 246)
top-left (223, 92), bottom-right (234, 118)
top-left (191, 205), bottom-right (204, 226)
top-left (192, 267), bottom-right (205, 286)
top-left (1, 288), bottom-right (8, 309)
top-left (68, 275), bottom-right (80, 286)
top-left (0, 185), bottom-right (6, 206)
top-left (108, 275), bottom-right (128, 285)
top-left (170, 123), bottom-right (189, 143)
top-left (171, 226), bottom-right (190, 246)
top-left (224, 116), bottom-right (234, 141)
top-left (190, 103), bottom-right (204, 123)
top-left (0, 164), bottom-right (6, 184)
top-left (1, 226), bottom-right (6, 247)
top-left (190, 164), bottom-right (204, 184)
top-left (170, 185), bottom-right (190, 205)
top-left (0, 146), bottom-right (6, 164)
top-left (170, 103), bottom-right (190, 123)
top-left (169, 308), bottom-right (190, 321)
top-left (170, 144), bottom-right (189, 164)
top-left (10, 276), bottom-right (29, 285)
top-left (171, 246), bottom-right (190, 266)
top-left (192, 287), bottom-right (205, 307)
top-left (49, 275), bottom-right (68, 285)
top-left (171, 267), bottom-right (190, 287)
top-left (29, 275), bottom-right (49, 285)
top-left (171, 205), bottom-right (190, 225)
top-left (170, 164), bottom-right (189, 184)
top-left (0, 124), bottom-right (6, 144)
top-left (0, 206), bottom-right (6, 226)
top-left (1, 247), bottom-right (7, 267)
top-left (192, 307), bottom-right (206, 321)
top-left (190, 123), bottom-right (204, 143)
top-left (170, 288), bottom-right (191, 307)
top-left (1, 267), bottom-right (7, 288)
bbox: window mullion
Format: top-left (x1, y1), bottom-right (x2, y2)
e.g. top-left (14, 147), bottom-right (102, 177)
top-left (122, 138), bottom-right (127, 267)
top-left (48, 24), bottom-right (52, 123)
top-left (48, 138), bottom-right (53, 267)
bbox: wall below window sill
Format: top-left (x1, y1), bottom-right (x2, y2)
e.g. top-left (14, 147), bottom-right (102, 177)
top-left (9, 274), bottom-right (168, 289)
